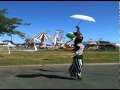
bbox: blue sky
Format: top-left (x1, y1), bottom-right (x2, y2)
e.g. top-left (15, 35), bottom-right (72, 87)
top-left (0, 1), bottom-right (119, 44)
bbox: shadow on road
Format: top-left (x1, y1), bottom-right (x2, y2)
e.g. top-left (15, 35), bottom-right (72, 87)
top-left (15, 73), bottom-right (75, 80)
top-left (33, 68), bottom-right (66, 73)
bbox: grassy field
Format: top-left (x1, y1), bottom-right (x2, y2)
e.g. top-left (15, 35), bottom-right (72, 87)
top-left (0, 48), bottom-right (119, 66)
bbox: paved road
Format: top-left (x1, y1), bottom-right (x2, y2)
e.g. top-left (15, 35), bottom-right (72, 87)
top-left (0, 63), bottom-right (119, 89)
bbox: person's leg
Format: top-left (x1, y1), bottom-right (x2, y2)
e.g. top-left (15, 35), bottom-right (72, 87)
top-left (69, 56), bottom-right (78, 77)
top-left (79, 58), bottom-right (83, 67)
top-left (75, 45), bottom-right (84, 80)
top-left (76, 57), bottom-right (82, 80)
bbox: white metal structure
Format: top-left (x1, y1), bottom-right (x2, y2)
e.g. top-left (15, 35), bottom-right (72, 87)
top-left (34, 32), bottom-right (54, 48)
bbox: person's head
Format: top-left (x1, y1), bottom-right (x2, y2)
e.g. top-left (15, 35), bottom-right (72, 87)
top-left (73, 32), bottom-right (78, 36)
top-left (73, 32), bottom-right (82, 36)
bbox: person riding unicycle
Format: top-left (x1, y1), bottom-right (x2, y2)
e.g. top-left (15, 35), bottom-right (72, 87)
top-left (69, 25), bottom-right (85, 80)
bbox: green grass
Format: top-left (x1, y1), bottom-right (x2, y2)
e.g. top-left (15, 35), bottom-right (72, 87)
top-left (0, 48), bottom-right (118, 66)
top-left (84, 50), bottom-right (118, 63)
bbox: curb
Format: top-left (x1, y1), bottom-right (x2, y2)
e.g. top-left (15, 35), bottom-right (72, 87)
top-left (0, 63), bottom-right (119, 67)
top-left (43, 63), bottom-right (119, 66)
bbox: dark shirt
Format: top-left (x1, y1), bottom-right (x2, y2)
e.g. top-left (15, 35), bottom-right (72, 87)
top-left (74, 37), bottom-right (83, 50)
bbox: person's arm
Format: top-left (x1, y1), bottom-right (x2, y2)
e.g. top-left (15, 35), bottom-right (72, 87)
top-left (76, 26), bottom-right (80, 33)
top-left (76, 26), bottom-right (83, 39)
top-left (66, 38), bottom-right (75, 44)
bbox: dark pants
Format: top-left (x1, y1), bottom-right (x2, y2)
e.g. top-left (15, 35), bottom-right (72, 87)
top-left (69, 55), bottom-right (83, 77)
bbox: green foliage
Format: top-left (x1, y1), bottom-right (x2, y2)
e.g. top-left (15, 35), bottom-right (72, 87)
top-left (0, 8), bottom-right (31, 39)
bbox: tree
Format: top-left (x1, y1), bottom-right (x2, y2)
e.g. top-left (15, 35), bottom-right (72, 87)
top-left (0, 8), bottom-right (31, 41)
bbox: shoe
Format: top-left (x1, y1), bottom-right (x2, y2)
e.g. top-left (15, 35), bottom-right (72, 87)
top-left (77, 73), bottom-right (82, 80)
